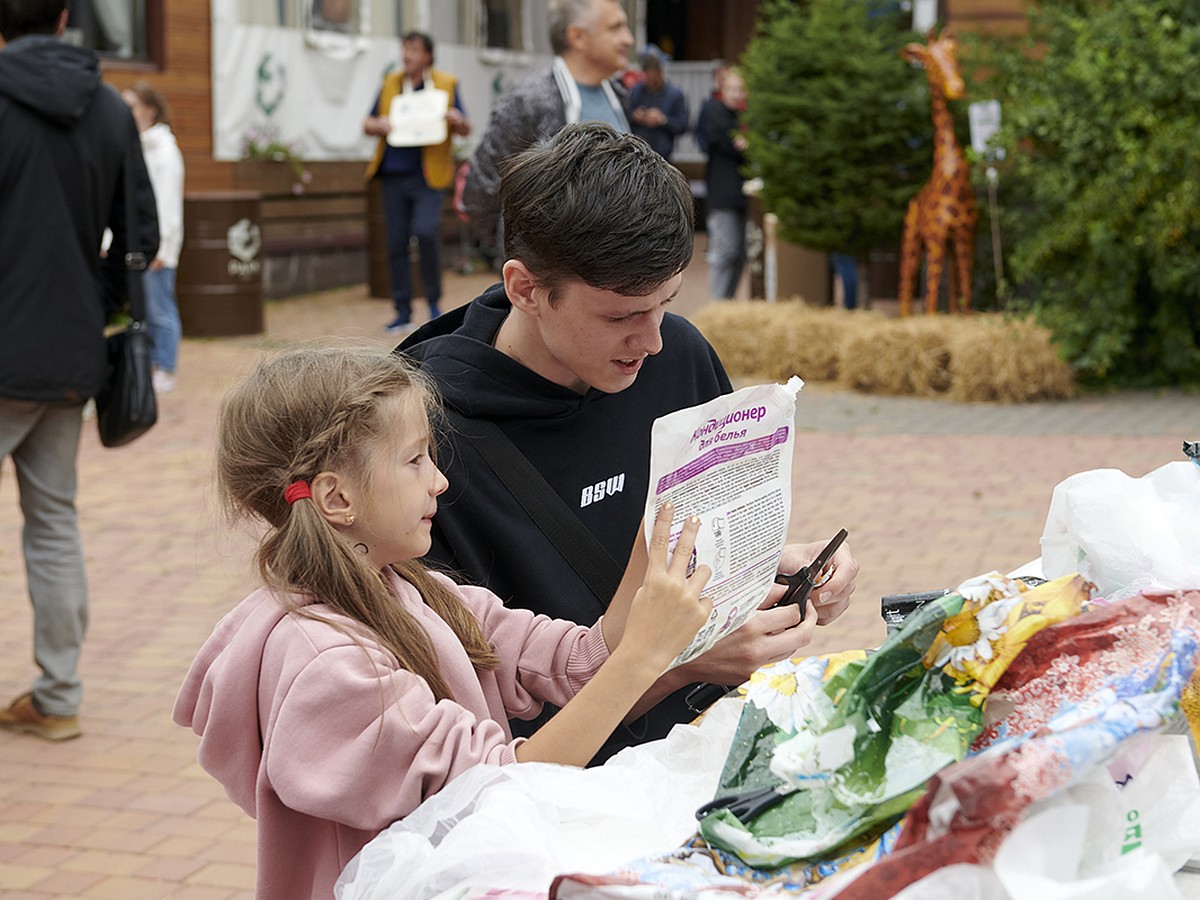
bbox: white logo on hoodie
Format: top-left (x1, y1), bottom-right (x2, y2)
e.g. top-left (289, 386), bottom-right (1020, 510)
top-left (580, 473), bottom-right (625, 508)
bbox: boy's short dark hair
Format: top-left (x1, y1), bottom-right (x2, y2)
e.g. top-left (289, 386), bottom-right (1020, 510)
top-left (0, 0), bottom-right (66, 41)
top-left (499, 122), bottom-right (694, 299)
top-left (402, 30), bottom-right (434, 57)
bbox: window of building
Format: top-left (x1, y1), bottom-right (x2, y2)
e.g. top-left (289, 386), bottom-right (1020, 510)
top-left (483, 0), bottom-right (524, 50)
top-left (63, 0), bottom-right (155, 63)
top-left (232, 0), bottom-right (417, 36)
top-left (456, 0), bottom-right (529, 53)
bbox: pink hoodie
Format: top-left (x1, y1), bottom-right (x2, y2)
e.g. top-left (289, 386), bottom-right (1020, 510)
top-left (173, 568), bottom-right (609, 900)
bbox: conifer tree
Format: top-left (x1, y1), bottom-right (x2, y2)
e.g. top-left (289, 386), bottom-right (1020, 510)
top-left (741, 0), bottom-right (932, 256)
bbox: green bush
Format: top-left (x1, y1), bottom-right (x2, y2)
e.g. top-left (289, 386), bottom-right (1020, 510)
top-left (741, 0), bottom-right (931, 256)
top-left (981, 0), bottom-right (1200, 385)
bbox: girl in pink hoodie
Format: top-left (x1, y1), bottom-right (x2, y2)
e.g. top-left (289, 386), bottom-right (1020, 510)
top-left (174, 346), bottom-right (711, 900)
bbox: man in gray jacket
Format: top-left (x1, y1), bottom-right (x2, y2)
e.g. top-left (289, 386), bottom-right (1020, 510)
top-left (462, 0), bottom-right (633, 253)
top-left (0, 0), bottom-right (158, 740)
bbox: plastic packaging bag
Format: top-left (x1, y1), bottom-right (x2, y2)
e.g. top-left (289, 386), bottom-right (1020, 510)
top-left (1040, 456), bottom-right (1200, 599)
top-left (334, 698), bottom-right (743, 900)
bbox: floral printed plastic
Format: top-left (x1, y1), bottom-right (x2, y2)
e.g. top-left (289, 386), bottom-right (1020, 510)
top-left (550, 588), bottom-right (1200, 900)
top-left (697, 572), bottom-right (1091, 869)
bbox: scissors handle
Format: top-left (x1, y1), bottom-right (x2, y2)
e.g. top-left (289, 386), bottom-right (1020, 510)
top-left (695, 783), bottom-right (796, 822)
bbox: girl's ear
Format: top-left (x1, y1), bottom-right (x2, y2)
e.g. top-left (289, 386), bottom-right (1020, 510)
top-left (310, 471), bottom-right (356, 529)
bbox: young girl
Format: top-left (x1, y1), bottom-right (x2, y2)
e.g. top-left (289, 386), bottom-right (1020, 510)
top-left (174, 347), bottom-right (711, 900)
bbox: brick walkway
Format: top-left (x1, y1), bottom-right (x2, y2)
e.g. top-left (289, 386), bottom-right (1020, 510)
top-left (1, 249), bottom-right (1195, 898)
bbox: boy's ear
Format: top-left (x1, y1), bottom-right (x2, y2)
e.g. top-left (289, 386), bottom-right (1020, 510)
top-left (310, 471), bottom-right (355, 528)
top-left (502, 259), bottom-right (549, 317)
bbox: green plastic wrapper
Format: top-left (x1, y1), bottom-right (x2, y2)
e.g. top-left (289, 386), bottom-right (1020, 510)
top-left (699, 571), bottom-right (1091, 868)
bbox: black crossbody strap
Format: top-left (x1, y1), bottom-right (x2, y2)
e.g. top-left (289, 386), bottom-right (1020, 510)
top-left (445, 410), bottom-right (624, 607)
top-left (122, 144), bottom-right (148, 319)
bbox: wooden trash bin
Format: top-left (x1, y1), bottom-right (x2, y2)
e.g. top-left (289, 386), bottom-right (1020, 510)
top-left (177, 191), bottom-right (265, 337)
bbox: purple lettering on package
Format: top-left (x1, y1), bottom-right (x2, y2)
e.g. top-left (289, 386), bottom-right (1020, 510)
top-left (655, 426), bottom-right (789, 494)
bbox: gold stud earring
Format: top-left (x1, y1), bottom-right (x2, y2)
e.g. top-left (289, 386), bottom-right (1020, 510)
top-left (345, 513), bottom-right (356, 526)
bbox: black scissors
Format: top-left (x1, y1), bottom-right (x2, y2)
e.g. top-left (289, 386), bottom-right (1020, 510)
top-left (695, 781), bottom-right (799, 822)
top-left (773, 528), bottom-right (848, 621)
top-left (682, 529), bottom-right (849, 715)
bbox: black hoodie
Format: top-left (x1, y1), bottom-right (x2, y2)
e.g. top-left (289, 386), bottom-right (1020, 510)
top-left (0, 35), bottom-right (158, 402)
top-left (400, 283), bottom-right (732, 760)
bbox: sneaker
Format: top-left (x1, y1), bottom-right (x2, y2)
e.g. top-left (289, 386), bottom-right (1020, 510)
top-left (384, 316), bottom-right (414, 334)
top-left (152, 369), bottom-right (176, 394)
top-left (0, 692), bottom-right (81, 741)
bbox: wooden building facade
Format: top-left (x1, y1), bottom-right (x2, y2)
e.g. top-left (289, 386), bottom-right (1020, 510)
top-left (78, 0), bottom-right (1031, 300)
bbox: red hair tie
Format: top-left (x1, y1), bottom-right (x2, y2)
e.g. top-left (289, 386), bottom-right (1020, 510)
top-left (284, 481), bottom-right (312, 505)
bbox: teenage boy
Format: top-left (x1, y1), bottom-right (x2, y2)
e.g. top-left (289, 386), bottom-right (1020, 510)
top-left (401, 123), bottom-right (858, 761)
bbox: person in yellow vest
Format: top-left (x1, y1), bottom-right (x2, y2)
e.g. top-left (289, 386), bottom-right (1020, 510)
top-left (364, 31), bottom-right (470, 334)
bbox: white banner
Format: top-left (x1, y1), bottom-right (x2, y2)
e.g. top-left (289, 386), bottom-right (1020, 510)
top-left (212, 0), bottom-right (399, 161)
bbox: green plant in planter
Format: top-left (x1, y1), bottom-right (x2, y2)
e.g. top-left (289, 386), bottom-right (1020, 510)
top-left (740, 0), bottom-right (932, 258)
top-left (977, 0), bottom-right (1200, 386)
top-left (241, 122), bottom-right (313, 195)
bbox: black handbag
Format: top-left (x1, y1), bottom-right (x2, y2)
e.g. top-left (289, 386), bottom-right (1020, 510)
top-left (96, 317), bottom-right (156, 447)
top-left (95, 146), bottom-right (157, 448)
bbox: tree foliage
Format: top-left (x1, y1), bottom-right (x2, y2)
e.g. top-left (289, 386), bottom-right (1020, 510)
top-left (740, 0), bottom-right (932, 256)
top-left (980, 0), bottom-right (1200, 384)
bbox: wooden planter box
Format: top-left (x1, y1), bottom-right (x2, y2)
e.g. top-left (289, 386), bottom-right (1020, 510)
top-left (231, 160), bottom-right (372, 298)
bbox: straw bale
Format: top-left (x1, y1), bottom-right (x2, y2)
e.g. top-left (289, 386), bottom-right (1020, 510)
top-left (691, 303), bottom-right (1075, 402)
top-left (692, 301), bottom-right (858, 383)
top-left (947, 316), bottom-right (1075, 402)
top-left (691, 302), bottom-right (782, 381)
top-left (838, 317), bottom-right (963, 396)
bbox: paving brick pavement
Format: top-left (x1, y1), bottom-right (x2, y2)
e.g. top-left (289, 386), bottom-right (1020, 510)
top-left (1, 248), bottom-right (1195, 897)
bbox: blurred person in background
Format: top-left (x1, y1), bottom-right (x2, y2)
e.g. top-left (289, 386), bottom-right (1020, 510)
top-left (700, 67), bottom-right (749, 299)
top-left (463, 0), bottom-right (634, 257)
top-left (363, 31), bottom-right (471, 335)
top-left (629, 49), bottom-right (688, 161)
top-left (123, 81), bottom-right (184, 393)
top-left (0, 0), bottom-right (157, 741)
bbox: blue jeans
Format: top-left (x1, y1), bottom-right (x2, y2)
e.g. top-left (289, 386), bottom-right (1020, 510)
top-left (0, 398), bottom-right (88, 716)
top-left (380, 172), bottom-right (445, 321)
top-left (831, 253), bottom-right (858, 310)
top-left (143, 267), bottom-right (181, 373)
top-left (706, 208), bottom-right (747, 300)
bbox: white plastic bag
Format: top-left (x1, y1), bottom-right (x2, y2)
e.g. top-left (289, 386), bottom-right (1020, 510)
top-left (1040, 459), bottom-right (1200, 598)
top-left (334, 698), bottom-right (743, 900)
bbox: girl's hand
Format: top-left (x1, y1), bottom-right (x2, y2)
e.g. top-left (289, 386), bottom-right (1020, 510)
top-left (613, 503), bottom-right (712, 674)
top-left (516, 505), bottom-right (710, 767)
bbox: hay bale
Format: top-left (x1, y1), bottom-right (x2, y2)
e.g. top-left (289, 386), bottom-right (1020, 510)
top-left (692, 300), bottom-right (856, 383)
top-left (691, 302), bottom-right (782, 381)
top-left (838, 317), bottom-right (964, 396)
top-left (691, 303), bottom-right (1076, 402)
top-left (756, 306), bottom-right (858, 382)
top-left (947, 316), bottom-right (1075, 402)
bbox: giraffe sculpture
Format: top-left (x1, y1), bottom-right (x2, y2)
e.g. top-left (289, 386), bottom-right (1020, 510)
top-left (898, 33), bottom-right (979, 316)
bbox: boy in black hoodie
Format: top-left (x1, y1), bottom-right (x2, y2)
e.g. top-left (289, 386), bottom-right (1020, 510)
top-left (0, 0), bottom-right (158, 740)
top-left (400, 123), bottom-right (858, 762)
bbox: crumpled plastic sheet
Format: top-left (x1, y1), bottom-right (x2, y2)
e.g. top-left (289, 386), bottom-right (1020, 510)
top-left (552, 590), bottom-right (1200, 900)
top-left (1041, 459), bottom-right (1200, 599)
top-left (699, 573), bottom-right (1090, 869)
top-left (334, 696), bottom-right (743, 900)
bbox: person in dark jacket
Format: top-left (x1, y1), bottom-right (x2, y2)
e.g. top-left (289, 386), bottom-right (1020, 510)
top-left (0, 0), bottom-right (158, 741)
top-left (462, 0), bottom-right (634, 255)
top-left (700, 67), bottom-right (749, 299)
top-left (400, 123), bottom-right (858, 764)
top-left (629, 50), bottom-right (688, 161)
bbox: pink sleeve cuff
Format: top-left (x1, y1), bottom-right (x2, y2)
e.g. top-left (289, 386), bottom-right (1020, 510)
top-left (565, 620), bottom-right (610, 693)
top-left (499, 737), bottom-right (526, 766)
